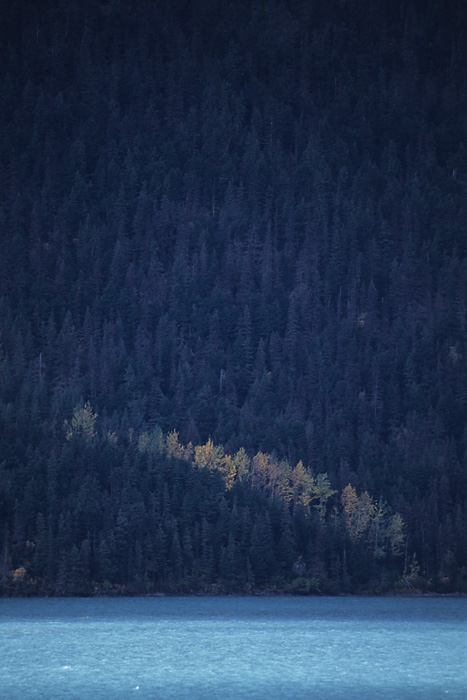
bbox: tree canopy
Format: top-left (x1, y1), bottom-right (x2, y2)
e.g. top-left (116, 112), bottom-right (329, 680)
top-left (1, 0), bottom-right (466, 595)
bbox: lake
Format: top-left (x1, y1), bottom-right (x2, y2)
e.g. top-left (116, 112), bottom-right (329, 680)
top-left (0, 596), bottom-right (465, 699)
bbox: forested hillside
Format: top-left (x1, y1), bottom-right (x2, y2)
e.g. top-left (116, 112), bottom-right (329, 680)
top-left (1, 0), bottom-right (467, 595)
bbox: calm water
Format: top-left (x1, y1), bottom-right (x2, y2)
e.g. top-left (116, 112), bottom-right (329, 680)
top-left (0, 596), bottom-right (465, 699)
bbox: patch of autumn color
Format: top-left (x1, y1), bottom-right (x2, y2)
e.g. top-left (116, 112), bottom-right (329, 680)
top-left (64, 402), bottom-right (98, 441)
top-left (165, 430), bottom-right (188, 460)
top-left (10, 567), bottom-right (27, 584)
top-left (341, 484), bottom-right (376, 539)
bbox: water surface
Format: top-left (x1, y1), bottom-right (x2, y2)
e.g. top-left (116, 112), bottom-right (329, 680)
top-left (0, 596), bottom-right (465, 699)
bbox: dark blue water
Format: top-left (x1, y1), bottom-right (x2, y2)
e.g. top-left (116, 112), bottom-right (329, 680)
top-left (0, 596), bottom-right (465, 699)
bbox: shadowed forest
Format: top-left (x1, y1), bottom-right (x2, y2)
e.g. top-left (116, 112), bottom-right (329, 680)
top-left (1, 0), bottom-right (467, 595)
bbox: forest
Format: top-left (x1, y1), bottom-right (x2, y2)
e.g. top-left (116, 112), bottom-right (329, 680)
top-left (1, 0), bottom-right (466, 595)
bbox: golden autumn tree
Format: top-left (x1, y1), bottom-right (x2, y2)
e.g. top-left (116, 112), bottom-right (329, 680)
top-left (341, 485), bottom-right (405, 557)
top-left (194, 439), bottom-right (235, 488)
top-left (165, 430), bottom-right (187, 460)
top-left (341, 484), bottom-right (376, 539)
top-left (64, 402), bottom-right (98, 441)
top-left (232, 448), bottom-right (250, 481)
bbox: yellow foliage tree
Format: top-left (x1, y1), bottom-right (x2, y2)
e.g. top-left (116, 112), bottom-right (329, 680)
top-left (277, 460), bottom-right (294, 504)
top-left (194, 439), bottom-right (225, 470)
top-left (291, 460), bottom-right (315, 509)
top-left (232, 448), bottom-right (250, 481)
top-left (251, 452), bottom-right (271, 489)
top-left (194, 439), bottom-right (235, 488)
top-left (165, 430), bottom-right (186, 460)
top-left (64, 402), bottom-right (97, 441)
top-left (219, 453), bottom-right (236, 490)
top-left (341, 484), bottom-right (376, 539)
top-left (10, 566), bottom-right (27, 585)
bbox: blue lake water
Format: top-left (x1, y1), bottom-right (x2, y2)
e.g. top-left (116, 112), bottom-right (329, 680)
top-left (0, 596), bottom-right (465, 699)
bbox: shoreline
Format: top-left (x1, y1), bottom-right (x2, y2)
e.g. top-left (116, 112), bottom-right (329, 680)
top-left (3, 589), bottom-right (466, 599)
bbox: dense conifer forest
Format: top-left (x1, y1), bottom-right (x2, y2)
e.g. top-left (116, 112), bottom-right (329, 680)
top-left (1, 0), bottom-right (467, 595)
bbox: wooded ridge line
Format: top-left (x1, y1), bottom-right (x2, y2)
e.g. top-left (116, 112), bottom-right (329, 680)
top-left (1, 0), bottom-right (466, 594)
